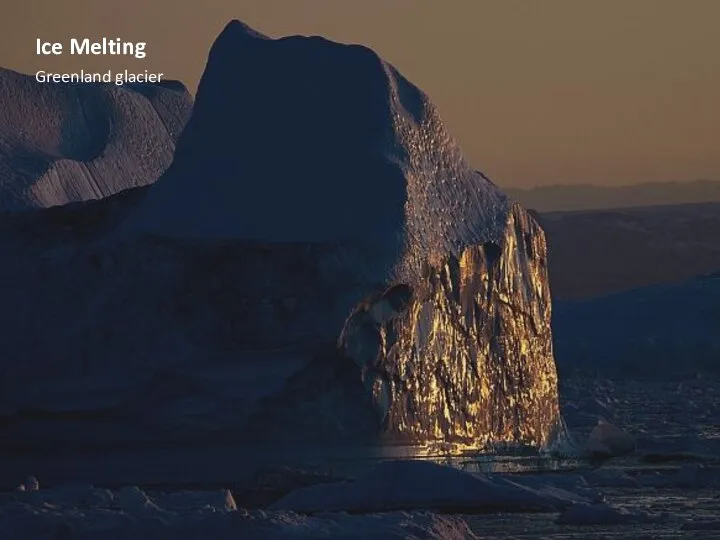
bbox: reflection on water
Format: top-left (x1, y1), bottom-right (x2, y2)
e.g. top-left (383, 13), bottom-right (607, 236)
top-left (451, 454), bottom-right (586, 474)
top-left (310, 442), bottom-right (589, 478)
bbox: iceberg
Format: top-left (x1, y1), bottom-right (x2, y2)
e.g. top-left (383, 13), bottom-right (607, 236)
top-left (0, 21), bottom-right (560, 483)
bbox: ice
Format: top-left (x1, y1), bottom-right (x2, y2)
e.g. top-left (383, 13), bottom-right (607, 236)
top-left (126, 20), bottom-right (509, 257)
top-left (270, 460), bottom-right (598, 514)
top-left (553, 272), bottom-right (720, 376)
top-left (585, 420), bottom-right (637, 458)
top-left (122, 19), bottom-right (559, 449)
top-left (18, 476), bottom-right (39, 492)
top-left (118, 486), bottom-right (164, 515)
top-left (17, 484), bottom-right (114, 506)
top-left (0, 68), bottom-right (191, 211)
top-left (556, 503), bottom-right (639, 526)
top-left (0, 19), bottom-right (560, 471)
top-left (156, 490), bottom-right (238, 513)
top-left (0, 483), bottom-right (478, 540)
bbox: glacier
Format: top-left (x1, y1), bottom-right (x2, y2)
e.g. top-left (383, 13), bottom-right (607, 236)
top-left (0, 20), bottom-right (559, 485)
top-left (0, 68), bottom-right (191, 211)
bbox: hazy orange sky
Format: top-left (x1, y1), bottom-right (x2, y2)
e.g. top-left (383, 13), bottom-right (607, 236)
top-left (2, 0), bottom-right (718, 188)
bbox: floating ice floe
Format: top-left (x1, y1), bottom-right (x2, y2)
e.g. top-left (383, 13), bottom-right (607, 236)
top-left (585, 420), bottom-right (636, 458)
top-left (15, 476), bottom-right (39, 492)
top-left (270, 460), bottom-right (600, 514)
top-left (0, 484), bottom-right (478, 540)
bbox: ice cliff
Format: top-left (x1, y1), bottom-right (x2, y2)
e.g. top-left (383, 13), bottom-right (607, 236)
top-left (0, 21), bottom-right (559, 484)
top-left (0, 68), bottom-right (191, 210)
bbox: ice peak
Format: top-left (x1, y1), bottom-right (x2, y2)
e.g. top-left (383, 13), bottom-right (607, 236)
top-left (217, 20), bottom-right (270, 43)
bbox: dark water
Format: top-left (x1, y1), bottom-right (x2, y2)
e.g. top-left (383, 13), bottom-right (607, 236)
top-left (460, 374), bottom-right (720, 539)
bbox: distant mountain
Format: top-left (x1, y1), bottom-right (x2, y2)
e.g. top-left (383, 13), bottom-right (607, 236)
top-left (0, 68), bottom-right (192, 211)
top-left (506, 180), bottom-right (720, 212)
top-left (539, 202), bottom-right (720, 300)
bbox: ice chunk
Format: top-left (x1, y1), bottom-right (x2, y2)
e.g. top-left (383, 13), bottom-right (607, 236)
top-left (271, 460), bottom-right (597, 514)
top-left (118, 486), bottom-right (162, 515)
top-left (154, 489), bottom-right (237, 513)
top-left (586, 420), bottom-right (636, 457)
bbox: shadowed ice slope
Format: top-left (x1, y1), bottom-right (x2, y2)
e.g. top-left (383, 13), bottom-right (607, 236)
top-left (553, 272), bottom-right (720, 376)
top-left (128, 21), bottom-right (509, 254)
top-left (0, 21), bottom-right (559, 484)
top-left (0, 68), bottom-right (191, 210)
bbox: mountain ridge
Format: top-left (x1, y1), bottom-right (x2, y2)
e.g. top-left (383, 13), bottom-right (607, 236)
top-left (506, 179), bottom-right (720, 212)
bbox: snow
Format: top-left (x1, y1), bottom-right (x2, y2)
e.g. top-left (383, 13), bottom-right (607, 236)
top-left (270, 460), bottom-right (598, 514)
top-left (17, 484), bottom-right (114, 506)
top-left (0, 484), bottom-right (477, 540)
top-left (118, 486), bottom-right (164, 514)
top-left (17, 477), bottom-right (39, 492)
top-left (127, 20), bottom-right (509, 255)
top-left (0, 68), bottom-right (191, 211)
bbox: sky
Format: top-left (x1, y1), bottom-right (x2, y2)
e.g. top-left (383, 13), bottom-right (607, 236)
top-left (2, 0), bottom-right (718, 188)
